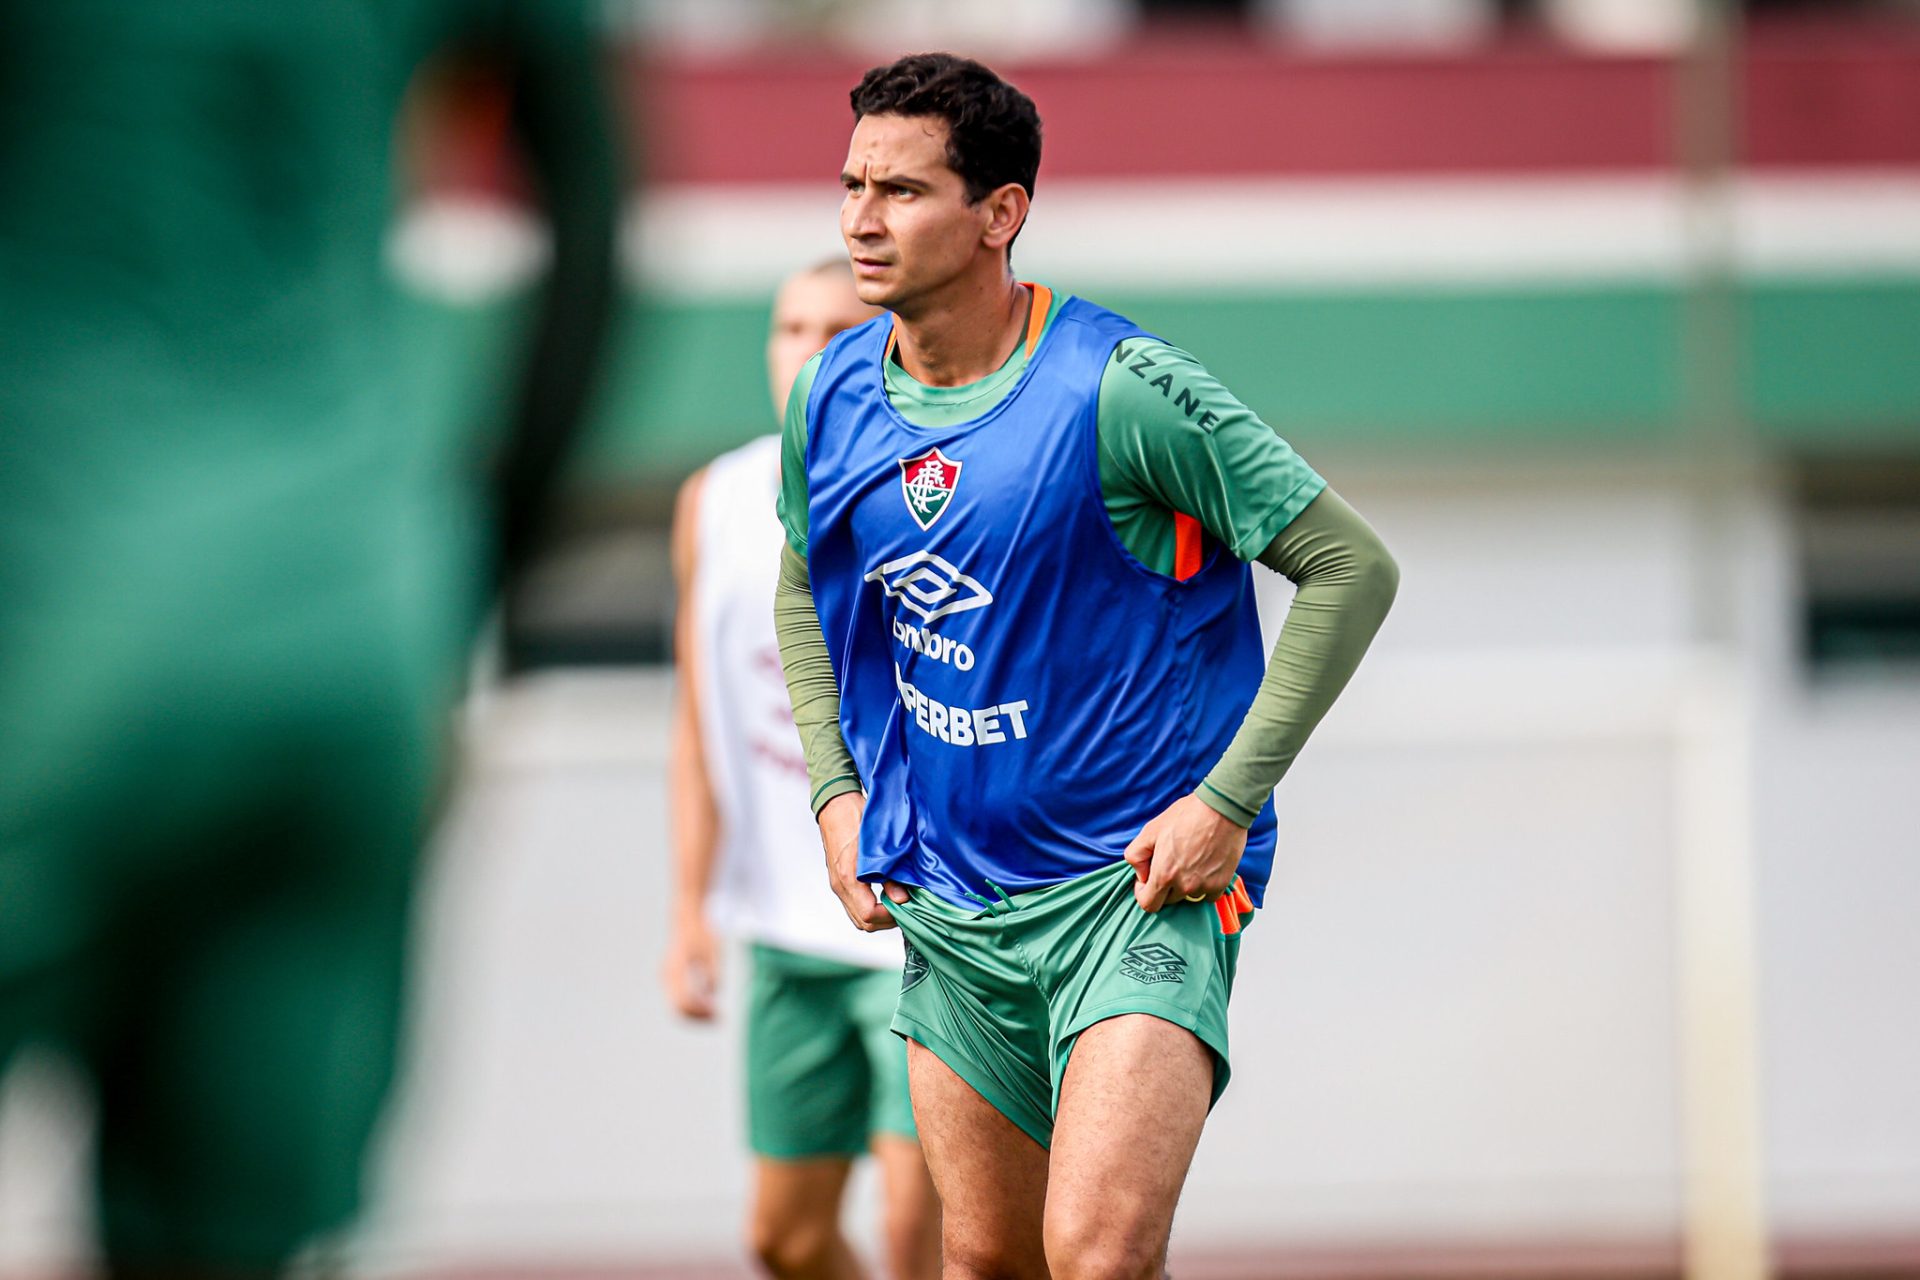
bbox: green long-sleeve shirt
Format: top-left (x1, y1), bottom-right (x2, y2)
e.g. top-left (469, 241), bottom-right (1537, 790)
top-left (775, 286), bottom-right (1398, 824)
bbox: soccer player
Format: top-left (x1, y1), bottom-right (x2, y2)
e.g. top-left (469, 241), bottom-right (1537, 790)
top-left (0, 3), bottom-right (619, 1274)
top-left (664, 260), bottom-right (940, 1280)
top-left (775, 54), bottom-right (1400, 1279)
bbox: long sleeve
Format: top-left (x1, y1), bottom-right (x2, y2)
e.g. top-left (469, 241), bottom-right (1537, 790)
top-left (1196, 488), bottom-right (1399, 826)
top-left (775, 543), bottom-right (863, 814)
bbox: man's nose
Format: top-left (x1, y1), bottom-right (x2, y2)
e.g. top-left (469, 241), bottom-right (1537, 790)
top-left (844, 190), bottom-right (883, 238)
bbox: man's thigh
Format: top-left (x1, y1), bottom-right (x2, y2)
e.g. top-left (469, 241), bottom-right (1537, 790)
top-left (907, 1039), bottom-right (1049, 1280)
top-left (1044, 1014), bottom-right (1214, 1280)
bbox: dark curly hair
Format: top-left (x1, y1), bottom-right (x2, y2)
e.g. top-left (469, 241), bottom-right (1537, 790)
top-left (850, 53), bottom-right (1042, 208)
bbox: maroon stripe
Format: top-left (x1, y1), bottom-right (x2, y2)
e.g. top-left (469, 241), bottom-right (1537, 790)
top-left (1746, 23), bottom-right (1920, 168)
top-left (628, 40), bottom-right (1675, 184)
top-left (624, 19), bottom-right (1920, 185)
top-left (418, 19), bottom-right (1920, 194)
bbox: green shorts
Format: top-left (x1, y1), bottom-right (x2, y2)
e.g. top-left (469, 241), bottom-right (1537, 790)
top-left (745, 943), bottom-right (917, 1159)
top-left (884, 861), bottom-right (1246, 1149)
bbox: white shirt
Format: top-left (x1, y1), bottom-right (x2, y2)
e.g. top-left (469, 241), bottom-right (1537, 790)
top-left (690, 435), bottom-right (902, 968)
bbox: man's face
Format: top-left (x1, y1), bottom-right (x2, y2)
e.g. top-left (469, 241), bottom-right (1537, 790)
top-left (840, 113), bottom-right (990, 314)
top-left (766, 269), bottom-right (882, 417)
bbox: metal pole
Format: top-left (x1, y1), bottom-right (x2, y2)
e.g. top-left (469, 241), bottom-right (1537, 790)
top-left (1674, 3), bottom-right (1771, 1278)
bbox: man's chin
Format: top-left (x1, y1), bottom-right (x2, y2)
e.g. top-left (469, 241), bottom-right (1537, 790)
top-left (854, 277), bottom-right (900, 309)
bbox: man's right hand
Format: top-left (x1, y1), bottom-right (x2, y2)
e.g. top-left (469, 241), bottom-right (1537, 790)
top-left (662, 910), bottom-right (721, 1020)
top-left (818, 791), bottom-right (907, 931)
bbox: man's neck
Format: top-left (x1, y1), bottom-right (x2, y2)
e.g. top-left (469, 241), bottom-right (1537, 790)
top-left (891, 273), bottom-right (1029, 388)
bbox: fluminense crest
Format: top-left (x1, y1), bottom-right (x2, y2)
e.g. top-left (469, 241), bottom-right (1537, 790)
top-left (898, 446), bottom-right (962, 531)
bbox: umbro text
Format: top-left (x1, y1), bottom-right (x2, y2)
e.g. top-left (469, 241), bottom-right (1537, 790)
top-left (892, 618), bottom-right (976, 671)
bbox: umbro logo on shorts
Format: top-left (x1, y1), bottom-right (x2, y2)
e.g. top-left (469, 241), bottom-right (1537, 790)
top-left (902, 939), bottom-right (931, 993)
top-left (1119, 943), bottom-right (1188, 985)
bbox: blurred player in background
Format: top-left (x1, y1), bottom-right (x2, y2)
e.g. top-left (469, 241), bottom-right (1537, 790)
top-left (0, 2), bottom-right (620, 1274)
top-left (777, 54), bottom-right (1398, 1278)
top-left (665, 260), bottom-right (941, 1280)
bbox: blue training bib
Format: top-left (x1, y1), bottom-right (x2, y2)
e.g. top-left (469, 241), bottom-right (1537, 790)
top-left (805, 292), bottom-right (1278, 911)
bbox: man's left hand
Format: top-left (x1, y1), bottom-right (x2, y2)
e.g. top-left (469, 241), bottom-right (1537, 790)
top-left (1124, 793), bottom-right (1248, 912)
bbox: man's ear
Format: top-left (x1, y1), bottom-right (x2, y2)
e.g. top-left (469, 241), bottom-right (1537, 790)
top-left (980, 183), bottom-right (1030, 251)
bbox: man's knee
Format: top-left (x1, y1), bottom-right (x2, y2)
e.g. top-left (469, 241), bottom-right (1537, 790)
top-left (747, 1212), bottom-right (840, 1278)
top-left (941, 1234), bottom-right (1048, 1280)
top-left (748, 1155), bottom-right (857, 1278)
top-left (883, 1201), bottom-right (940, 1279)
top-left (1043, 1205), bottom-right (1166, 1280)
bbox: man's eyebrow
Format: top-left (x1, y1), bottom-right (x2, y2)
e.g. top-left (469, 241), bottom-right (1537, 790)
top-left (843, 169), bottom-right (931, 192)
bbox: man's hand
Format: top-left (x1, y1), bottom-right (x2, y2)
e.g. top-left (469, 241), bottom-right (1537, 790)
top-left (818, 791), bottom-right (909, 931)
top-left (661, 909), bottom-right (721, 1020)
top-left (1124, 793), bottom-right (1249, 912)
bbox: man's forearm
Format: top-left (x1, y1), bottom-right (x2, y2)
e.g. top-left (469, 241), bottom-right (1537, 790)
top-left (775, 544), bottom-right (864, 813)
top-left (667, 470), bottom-right (721, 921)
top-left (667, 685), bottom-right (722, 919)
top-left (1198, 489), bottom-right (1399, 827)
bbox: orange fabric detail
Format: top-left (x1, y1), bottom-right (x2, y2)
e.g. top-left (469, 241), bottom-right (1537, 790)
top-left (1214, 876), bottom-right (1255, 936)
top-left (1231, 877), bottom-right (1254, 913)
top-left (1174, 512), bottom-right (1204, 581)
top-left (1021, 282), bottom-right (1052, 357)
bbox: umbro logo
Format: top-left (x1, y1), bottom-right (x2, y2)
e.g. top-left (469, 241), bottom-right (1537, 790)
top-left (902, 939), bottom-right (930, 993)
top-left (1119, 943), bottom-right (1188, 985)
top-left (864, 551), bottom-right (993, 624)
